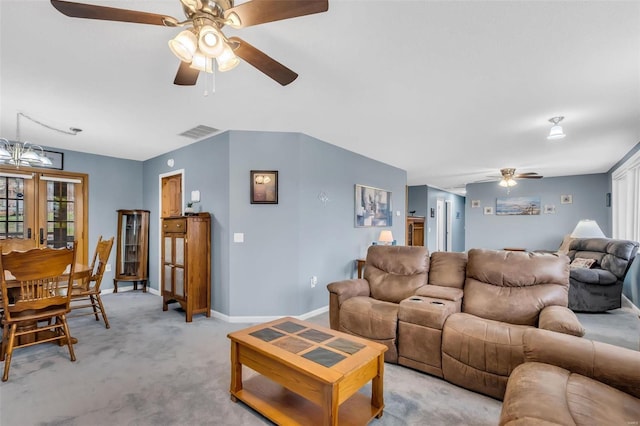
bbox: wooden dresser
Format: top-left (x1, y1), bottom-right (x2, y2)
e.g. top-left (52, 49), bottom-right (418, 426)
top-left (161, 213), bottom-right (211, 322)
top-left (406, 216), bottom-right (425, 246)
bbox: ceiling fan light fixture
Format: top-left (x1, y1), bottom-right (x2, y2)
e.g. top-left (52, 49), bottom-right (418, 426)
top-left (190, 52), bottom-right (214, 73)
top-left (198, 25), bottom-right (225, 57)
top-left (225, 12), bottom-right (242, 29)
top-left (217, 44), bottom-right (240, 72)
top-left (169, 30), bottom-right (198, 62)
top-left (547, 116), bottom-right (566, 140)
top-left (499, 178), bottom-right (518, 188)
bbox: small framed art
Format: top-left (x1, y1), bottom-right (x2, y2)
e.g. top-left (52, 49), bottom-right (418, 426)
top-left (544, 205), bottom-right (556, 214)
top-left (471, 200), bottom-right (481, 208)
top-left (250, 170), bottom-right (278, 204)
top-left (484, 206), bottom-right (494, 215)
top-left (560, 194), bottom-right (573, 204)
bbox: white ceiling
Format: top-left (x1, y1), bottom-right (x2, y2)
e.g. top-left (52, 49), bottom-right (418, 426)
top-left (2, 1), bottom-right (639, 193)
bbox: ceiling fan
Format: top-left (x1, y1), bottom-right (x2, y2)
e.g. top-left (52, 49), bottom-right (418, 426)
top-left (497, 168), bottom-right (543, 188)
top-left (50, 0), bottom-right (329, 86)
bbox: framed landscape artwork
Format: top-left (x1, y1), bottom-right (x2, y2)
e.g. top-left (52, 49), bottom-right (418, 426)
top-left (496, 197), bottom-right (541, 215)
top-left (250, 170), bottom-right (278, 204)
top-left (355, 184), bottom-right (392, 227)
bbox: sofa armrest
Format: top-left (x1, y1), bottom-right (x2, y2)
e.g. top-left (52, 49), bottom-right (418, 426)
top-left (538, 305), bottom-right (585, 337)
top-left (523, 328), bottom-right (640, 399)
top-left (414, 285), bottom-right (463, 301)
top-left (327, 279), bottom-right (370, 303)
top-left (326, 279), bottom-right (370, 330)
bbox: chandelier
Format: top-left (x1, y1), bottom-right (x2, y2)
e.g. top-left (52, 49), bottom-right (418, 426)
top-left (0, 112), bottom-right (81, 168)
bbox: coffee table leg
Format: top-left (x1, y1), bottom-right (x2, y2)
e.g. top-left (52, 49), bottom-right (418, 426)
top-left (372, 353), bottom-right (384, 418)
top-left (230, 341), bottom-right (243, 402)
top-left (322, 383), bottom-right (339, 426)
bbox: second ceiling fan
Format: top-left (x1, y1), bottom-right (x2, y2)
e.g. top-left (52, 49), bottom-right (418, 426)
top-left (50, 0), bottom-right (329, 86)
top-left (498, 168), bottom-right (543, 188)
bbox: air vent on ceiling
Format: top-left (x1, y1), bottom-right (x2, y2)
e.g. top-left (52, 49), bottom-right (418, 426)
top-left (178, 125), bottom-right (219, 140)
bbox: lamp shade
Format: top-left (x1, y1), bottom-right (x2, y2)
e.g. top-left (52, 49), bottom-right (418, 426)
top-left (570, 219), bottom-right (606, 238)
top-left (169, 30), bottom-right (198, 62)
top-left (198, 26), bottom-right (225, 58)
top-left (547, 124), bottom-right (566, 140)
top-left (378, 230), bottom-right (394, 243)
top-left (217, 44), bottom-right (240, 72)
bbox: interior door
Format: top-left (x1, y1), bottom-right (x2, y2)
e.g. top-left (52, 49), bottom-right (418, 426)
top-left (162, 174), bottom-right (182, 218)
top-left (0, 171), bottom-right (37, 252)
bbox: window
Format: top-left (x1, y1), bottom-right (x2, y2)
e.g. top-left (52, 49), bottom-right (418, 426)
top-left (612, 149), bottom-right (640, 242)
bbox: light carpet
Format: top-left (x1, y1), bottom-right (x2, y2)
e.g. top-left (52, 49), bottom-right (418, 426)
top-left (0, 292), bottom-right (638, 426)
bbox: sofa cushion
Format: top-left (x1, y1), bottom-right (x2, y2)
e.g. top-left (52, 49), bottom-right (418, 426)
top-left (463, 249), bottom-right (570, 325)
top-left (500, 362), bottom-right (640, 426)
top-left (338, 296), bottom-right (399, 362)
top-left (427, 251), bottom-right (467, 289)
top-left (441, 312), bottom-right (528, 400)
top-left (414, 285), bottom-right (463, 301)
top-left (570, 267), bottom-right (617, 285)
top-left (365, 245), bottom-right (430, 303)
top-left (570, 257), bottom-right (595, 268)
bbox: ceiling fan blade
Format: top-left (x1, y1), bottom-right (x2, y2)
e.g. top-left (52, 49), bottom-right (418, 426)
top-left (229, 37), bottom-right (298, 86)
top-left (50, 0), bottom-right (175, 26)
top-left (516, 172), bottom-right (539, 176)
top-left (516, 175), bottom-right (543, 179)
top-left (224, 0), bottom-right (328, 29)
top-left (174, 61), bottom-right (200, 86)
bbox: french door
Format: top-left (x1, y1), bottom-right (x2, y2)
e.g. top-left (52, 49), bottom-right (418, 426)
top-left (0, 166), bottom-right (88, 264)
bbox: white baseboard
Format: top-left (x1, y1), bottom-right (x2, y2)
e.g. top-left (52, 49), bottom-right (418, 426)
top-left (211, 305), bottom-right (329, 324)
top-left (102, 286), bottom-right (161, 296)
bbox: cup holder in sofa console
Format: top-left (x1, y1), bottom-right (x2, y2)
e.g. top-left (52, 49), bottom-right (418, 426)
top-left (430, 301), bottom-right (445, 306)
top-left (409, 297), bottom-right (423, 302)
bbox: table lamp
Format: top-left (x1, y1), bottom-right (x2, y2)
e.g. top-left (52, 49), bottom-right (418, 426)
top-left (570, 219), bottom-right (606, 238)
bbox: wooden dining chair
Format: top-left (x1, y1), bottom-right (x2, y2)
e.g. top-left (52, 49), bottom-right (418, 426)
top-left (0, 243), bottom-right (77, 382)
top-left (69, 236), bottom-right (114, 329)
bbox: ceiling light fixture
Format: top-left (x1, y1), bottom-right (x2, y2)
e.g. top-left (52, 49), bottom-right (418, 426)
top-left (0, 113), bottom-right (81, 168)
top-left (547, 116), bottom-right (566, 140)
top-left (168, 21), bottom-right (239, 76)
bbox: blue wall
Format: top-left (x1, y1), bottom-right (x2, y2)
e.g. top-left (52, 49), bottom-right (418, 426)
top-left (141, 130), bottom-right (406, 319)
top-left (55, 149), bottom-right (143, 291)
top-left (408, 185), bottom-right (466, 253)
top-left (465, 173), bottom-right (610, 250)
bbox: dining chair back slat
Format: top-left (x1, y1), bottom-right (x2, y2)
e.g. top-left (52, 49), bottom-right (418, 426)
top-left (69, 236), bottom-right (114, 329)
top-left (0, 243), bottom-right (78, 381)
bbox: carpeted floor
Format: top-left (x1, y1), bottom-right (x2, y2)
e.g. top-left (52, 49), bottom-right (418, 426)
top-left (0, 292), bottom-right (638, 426)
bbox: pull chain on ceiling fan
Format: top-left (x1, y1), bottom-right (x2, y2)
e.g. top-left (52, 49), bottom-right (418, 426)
top-left (50, 0), bottom-right (329, 86)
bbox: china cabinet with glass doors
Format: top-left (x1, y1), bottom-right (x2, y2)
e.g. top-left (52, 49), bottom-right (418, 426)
top-left (114, 209), bottom-right (149, 293)
top-left (162, 213), bottom-right (211, 322)
top-left (0, 167), bottom-right (88, 264)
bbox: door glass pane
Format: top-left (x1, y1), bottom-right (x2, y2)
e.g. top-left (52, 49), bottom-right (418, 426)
top-left (0, 177), bottom-right (27, 240)
top-left (163, 265), bottom-right (172, 292)
top-left (175, 267), bottom-right (184, 297)
top-left (175, 237), bottom-right (184, 265)
top-left (45, 181), bottom-right (75, 248)
top-left (164, 237), bottom-right (172, 261)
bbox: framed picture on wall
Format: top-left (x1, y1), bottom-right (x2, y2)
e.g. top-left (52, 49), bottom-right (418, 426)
top-left (483, 206), bottom-right (494, 215)
top-left (250, 170), bottom-right (278, 204)
top-left (496, 197), bottom-right (541, 215)
top-left (471, 200), bottom-right (481, 208)
top-left (544, 204), bottom-right (556, 214)
top-left (560, 194), bottom-right (573, 204)
top-left (355, 184), bottom-right (392, 227)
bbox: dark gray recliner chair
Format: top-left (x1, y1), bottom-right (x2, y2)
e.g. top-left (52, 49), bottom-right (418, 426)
top-left (568, 238), bottom-right (639, 312)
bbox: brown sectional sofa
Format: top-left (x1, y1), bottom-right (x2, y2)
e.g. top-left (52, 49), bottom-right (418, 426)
top-left (327, 245), bottom-right (585, 400)
top-left (500, 328), bottom-right (640, 425)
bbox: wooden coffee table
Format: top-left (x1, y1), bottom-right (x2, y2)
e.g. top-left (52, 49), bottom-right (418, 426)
top-left (227, 317), bottom-right (387, 425)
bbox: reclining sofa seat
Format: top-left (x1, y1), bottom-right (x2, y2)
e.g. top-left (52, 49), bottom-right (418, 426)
top-left (441, 249), bottom-right (585, 400)
top-left (500, 328), bottom-right (640, 425)
top-left (327, 245), bottom-right (430, 362)
top-left (567, 238), bottom-right (639, 312)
